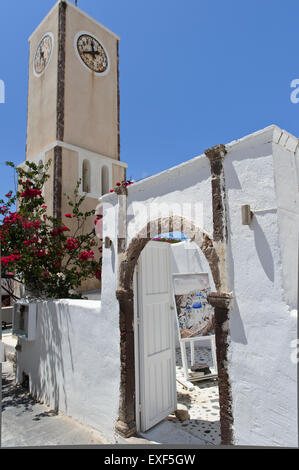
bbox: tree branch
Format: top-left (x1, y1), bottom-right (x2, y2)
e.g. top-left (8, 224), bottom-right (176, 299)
top-left (1, 283), bottom-right (20, 301)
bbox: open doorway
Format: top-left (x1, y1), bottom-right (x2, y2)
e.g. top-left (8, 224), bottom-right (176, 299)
top-left (133, 234), bottom-right (221, 445)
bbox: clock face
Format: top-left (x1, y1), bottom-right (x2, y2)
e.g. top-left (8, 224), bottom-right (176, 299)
top-left (76, 34), bottom-right (109, 74)
top-left (34, 33), bottom-right (53, 76)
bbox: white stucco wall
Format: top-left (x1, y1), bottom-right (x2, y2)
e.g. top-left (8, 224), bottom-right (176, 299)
top-left (125, 154), bottom-right (213, 243)
top-left (272, 128), bottom-right (299, 309)
top-left (100, 125), bottom-right (297, 447)
top-left (224, 126), bottom-right (298, 447)
top-left (16, 299), bottom-right (120, 443)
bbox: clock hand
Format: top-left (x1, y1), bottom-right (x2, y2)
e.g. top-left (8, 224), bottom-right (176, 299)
top-left (39, 48), bottom-right (45, 66)
top-left (83, 50), bottom-right (100, 56)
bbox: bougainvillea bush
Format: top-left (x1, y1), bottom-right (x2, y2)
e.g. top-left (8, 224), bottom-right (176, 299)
top-left (0, 160), bottom-right (102, 300)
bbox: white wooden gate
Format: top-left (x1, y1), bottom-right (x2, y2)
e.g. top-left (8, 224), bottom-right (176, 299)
top-left (135, 241), bottom-right (177, 432)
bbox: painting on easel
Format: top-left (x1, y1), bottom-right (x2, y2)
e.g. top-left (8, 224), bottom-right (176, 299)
top-left (172, 273), bottom-right (214, 339)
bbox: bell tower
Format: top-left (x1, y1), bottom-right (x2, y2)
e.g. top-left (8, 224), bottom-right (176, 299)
top-left (24, 0), bottom-right (127, 291)
top-left (26, 0), bottom-right (127, 218)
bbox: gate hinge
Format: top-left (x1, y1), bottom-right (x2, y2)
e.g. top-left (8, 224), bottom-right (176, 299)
top-left (138, 404), bottom-right (142, 413)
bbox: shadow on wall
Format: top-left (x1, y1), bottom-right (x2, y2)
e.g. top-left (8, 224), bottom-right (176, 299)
top-left (225, 197), bottom-right (248, 346)
top-left (32, 301), bottom-right (74, 413)
top-left (226, 214), bottom-right (275, 345)
top-left (226, 211), bottom-right (275, 345)
top-left (251, 215), bottom-right (275, 283)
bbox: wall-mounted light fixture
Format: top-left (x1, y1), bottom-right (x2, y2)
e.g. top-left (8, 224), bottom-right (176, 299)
top-left (105, 236), bottom-right (112, 249)
top-left (241, 205), bottom-right (253, 225)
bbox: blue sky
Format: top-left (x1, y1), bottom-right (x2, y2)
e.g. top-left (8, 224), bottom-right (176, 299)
top-left (1, 0), bottom-right (299, 194)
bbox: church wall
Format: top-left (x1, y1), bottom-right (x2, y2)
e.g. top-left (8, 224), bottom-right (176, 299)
top-left (26, 6), bottom-right (59, 159)
top-left (60, 147), bottom-right (79, 225)
top-left (44, 147), bottom-right (55, 216)
top-left (16, 0), bottom-right (127, 442)
top-left (64, 4), bottom-right (119, 159)
top-left (112, 164), bottom-right (126, 187)
top-left (60, 147), bottom-right (101, 293)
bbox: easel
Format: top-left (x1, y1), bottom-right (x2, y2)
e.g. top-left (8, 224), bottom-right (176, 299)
top-left (179, 335), bottom-right (218, 382)
top-left (172, 272), bottom-right (218, 382)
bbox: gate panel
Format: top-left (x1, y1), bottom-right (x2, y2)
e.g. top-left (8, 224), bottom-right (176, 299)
top-left (137, 241), bottom-right (177, 432)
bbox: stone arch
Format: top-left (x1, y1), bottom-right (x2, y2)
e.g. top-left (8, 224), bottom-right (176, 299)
top-left (115, 215), bottom-right (222, 439)
top-left (118, 216), bottom-right (221, 294)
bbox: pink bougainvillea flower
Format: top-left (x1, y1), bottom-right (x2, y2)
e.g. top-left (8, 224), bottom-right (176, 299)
top-left (94, 215), bottom-right (103, 225)
top-left (36, 250), bottom-right (46, 258)
top-left (20, 188), bottom-right (42, 199)
top-left (50, 226), bottom-right (70, 237)
top-left (95, 268), bottom-right (102, 280)
top-left (5, 192), bottom-right (12, 198)
top-left (65, 214), bottom-right (72, 219)
top-left (79, 250), bottom-right (95, 261)
top-left (1, 254), bottom-right (21, 266)
top-left (3, 212), bottom-right (21, 226)
top-left (22, 220), bottom-right (41, 230)
top-left (65, 238), bottom-right (79, 251)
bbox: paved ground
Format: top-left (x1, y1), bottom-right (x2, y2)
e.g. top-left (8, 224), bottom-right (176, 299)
top-left (1, 362), bottom-right (109, 448)
top-left (138, 344), bottom-right (221, 446)
top-left (1, 336), bottom-right (220, 447)
top-left (173, 344), bottom-right (221, 445)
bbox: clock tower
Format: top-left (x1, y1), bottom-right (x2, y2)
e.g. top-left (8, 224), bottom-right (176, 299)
top-left (25, 0), bottom-right (127, 291)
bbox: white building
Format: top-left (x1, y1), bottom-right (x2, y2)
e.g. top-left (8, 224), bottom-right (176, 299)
top-left (17, 124), bottom-right (298, 447)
